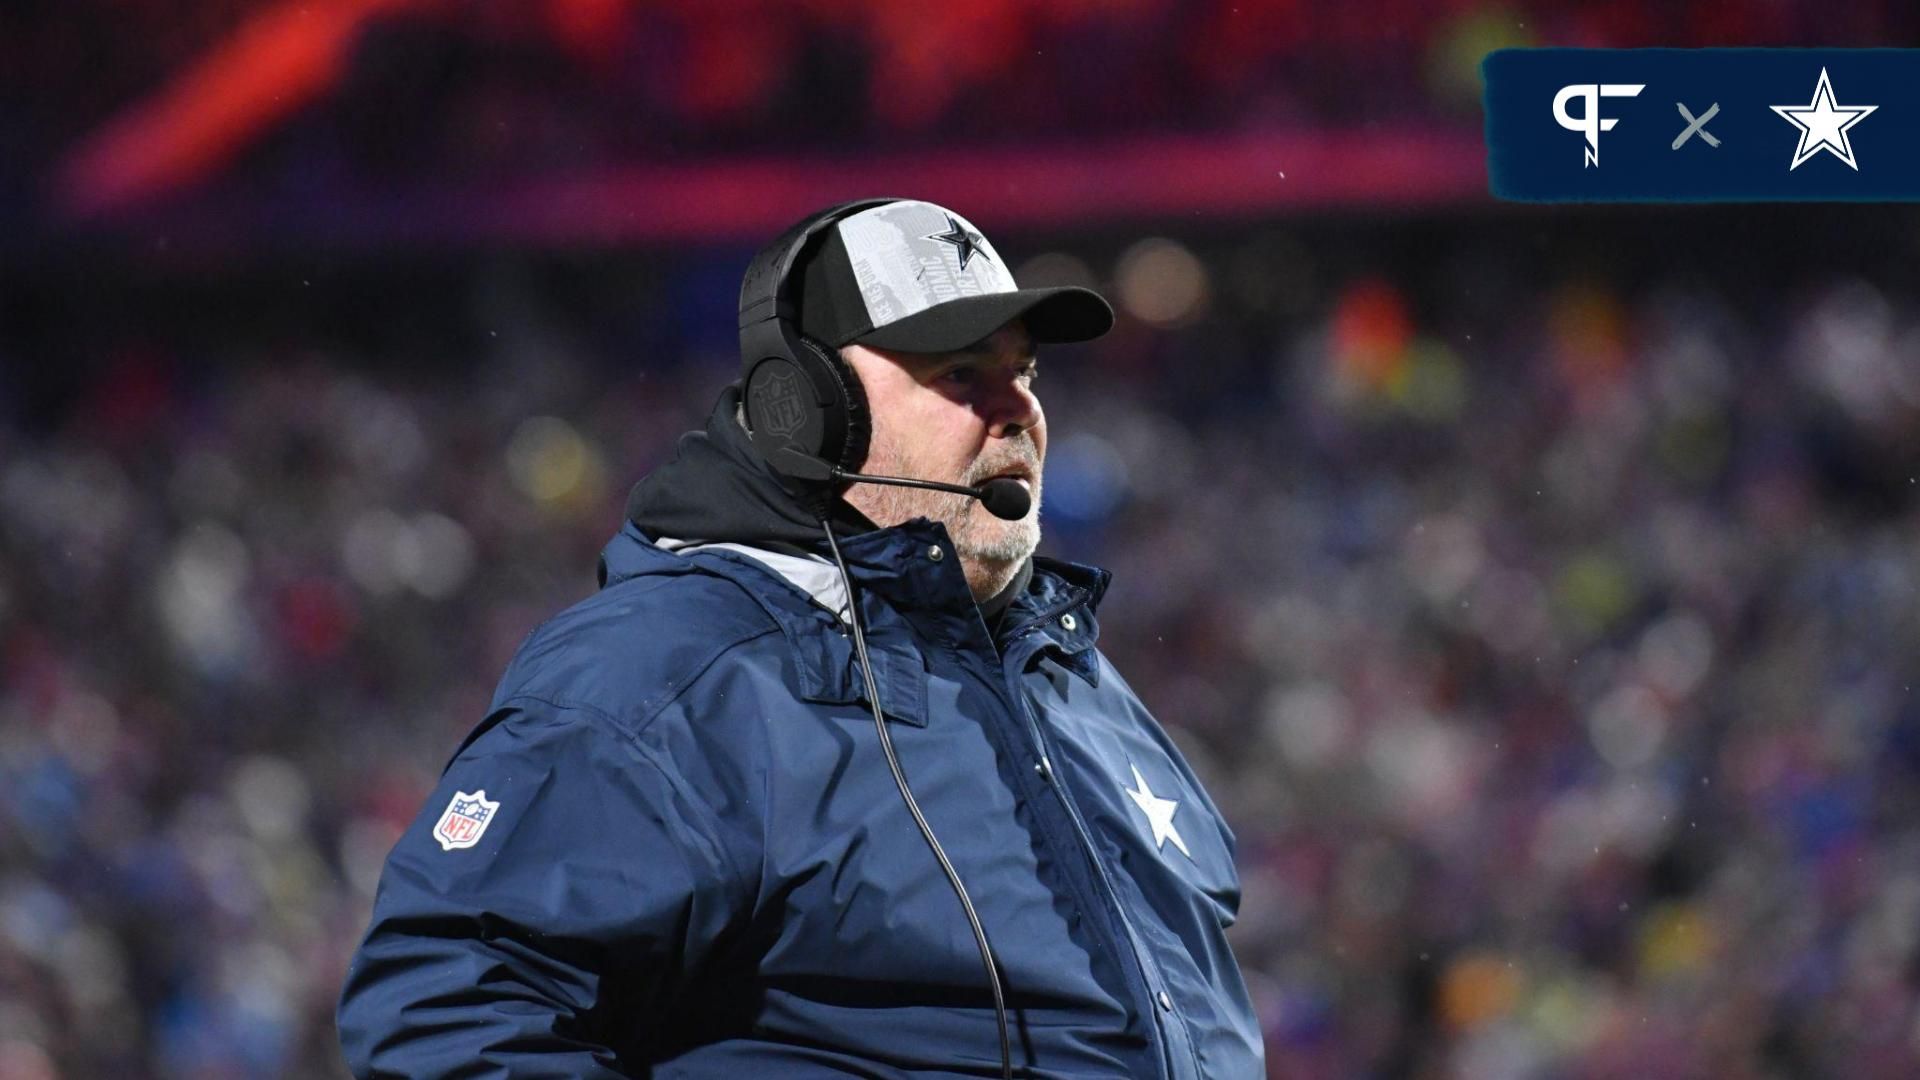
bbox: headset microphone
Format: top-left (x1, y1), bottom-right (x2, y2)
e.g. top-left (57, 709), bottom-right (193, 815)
top-left (974, 478), bottom-right (1032, 522)
top-left (770, 448), bottom-right (1034, 522)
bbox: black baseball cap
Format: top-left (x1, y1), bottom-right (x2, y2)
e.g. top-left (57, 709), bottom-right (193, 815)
top-left (794, 199), bottom-right (1113, 352)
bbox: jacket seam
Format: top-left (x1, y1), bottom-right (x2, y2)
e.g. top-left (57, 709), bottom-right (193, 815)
top-left (498, 624), bottom-right (784, 741)
top-left (633, 624), bottom-right (786, 734)
top-left (493, 625), bottom-right (783, 892)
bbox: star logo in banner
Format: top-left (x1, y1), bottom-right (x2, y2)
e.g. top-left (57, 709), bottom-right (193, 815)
top-left (1123, 762), bottom-right (1191, 859)
top-left (925, 214), bottom-right (990, 271)
top-left (1771, 68), bottom-right (1877, 171)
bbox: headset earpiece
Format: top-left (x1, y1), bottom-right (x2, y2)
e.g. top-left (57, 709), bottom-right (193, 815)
top-left (738, 197), bottom-right (897, 483)
top-left (799, 335), bottom-right (871, 472)
top-left (741, 334), bottom-right (869, 475)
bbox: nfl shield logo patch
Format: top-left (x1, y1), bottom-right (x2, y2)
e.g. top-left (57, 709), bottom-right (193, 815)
top-left (754, 366), bottom-right (807, 439)
top-left (433, 789), bottom-right (500, 851)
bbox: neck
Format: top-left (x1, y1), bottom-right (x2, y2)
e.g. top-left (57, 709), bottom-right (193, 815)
top-left (973, 558), bottom-right (1033, 618)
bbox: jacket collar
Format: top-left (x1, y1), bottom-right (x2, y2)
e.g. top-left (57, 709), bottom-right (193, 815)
top-left (597, 521), bottom-right (1110, 724)
top-left (1000, 554), bottom-right (1108, 687)
top-left (654, 537), bottom-right (852, 626)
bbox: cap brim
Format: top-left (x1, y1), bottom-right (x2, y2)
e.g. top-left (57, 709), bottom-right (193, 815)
top-left (852, 286), bottom-right (1114, 353)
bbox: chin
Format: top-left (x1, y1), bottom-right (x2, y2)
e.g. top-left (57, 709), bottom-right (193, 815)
top-left (955, 507), bottom-right (1040, 566)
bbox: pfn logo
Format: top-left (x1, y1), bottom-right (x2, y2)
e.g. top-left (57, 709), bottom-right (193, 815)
top-left (1553, 83), bottom-right (1645, 167)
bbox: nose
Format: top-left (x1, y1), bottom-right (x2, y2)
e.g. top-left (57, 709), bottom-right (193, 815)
top-left (985, 373), bottom-right (1042, 440)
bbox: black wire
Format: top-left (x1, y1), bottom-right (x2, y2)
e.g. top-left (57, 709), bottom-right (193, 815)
top-left (820, 519), bottom-right (1013, 1080)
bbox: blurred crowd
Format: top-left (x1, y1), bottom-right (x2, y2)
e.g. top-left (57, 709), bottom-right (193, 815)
top-left (10, 0), bottom-right (1920, 227)
top-left (5, 205), bottom-right (1920, 1078)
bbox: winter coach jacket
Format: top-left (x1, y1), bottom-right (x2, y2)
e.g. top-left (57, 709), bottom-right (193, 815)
top-left (337, 388), bottom-right (1265, 1078)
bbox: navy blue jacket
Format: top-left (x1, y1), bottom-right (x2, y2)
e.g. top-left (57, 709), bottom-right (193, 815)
top-left (338, 391), bottom-right (1263, 1077)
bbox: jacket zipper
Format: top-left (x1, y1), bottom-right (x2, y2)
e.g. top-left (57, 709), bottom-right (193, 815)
top-left (993, 604), bottom-right (1182, 1080)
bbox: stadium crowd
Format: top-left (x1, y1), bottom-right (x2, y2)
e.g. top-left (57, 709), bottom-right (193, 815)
top-left (9, 0), bottom-right (1919, 226)
top-left (4, 209), bottom-right (1920, 1077)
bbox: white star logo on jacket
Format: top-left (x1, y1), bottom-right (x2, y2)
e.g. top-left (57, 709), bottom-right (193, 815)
top-left (1124, 763), bottom-right (1191, 858)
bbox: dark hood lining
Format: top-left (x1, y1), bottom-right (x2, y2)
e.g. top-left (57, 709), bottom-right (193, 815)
top-left (626, 384), bottom-right (879, 550)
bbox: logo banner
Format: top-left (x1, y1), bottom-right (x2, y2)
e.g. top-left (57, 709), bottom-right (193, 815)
top-left (1485, 49), bottom-right (1919, 202)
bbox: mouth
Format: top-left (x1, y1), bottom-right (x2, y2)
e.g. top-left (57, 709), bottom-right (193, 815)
top-left (979, 466), bottom-right (1033, 489)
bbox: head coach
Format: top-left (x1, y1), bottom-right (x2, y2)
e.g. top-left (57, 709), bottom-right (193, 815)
top-left (337, 198), bottom-right (1264, 1078)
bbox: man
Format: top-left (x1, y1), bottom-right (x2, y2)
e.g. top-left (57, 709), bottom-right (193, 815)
top-left (338, 199), bottom-right (1264, 1077)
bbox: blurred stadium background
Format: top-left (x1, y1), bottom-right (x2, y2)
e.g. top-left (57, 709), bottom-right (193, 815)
top-left (7, 1), bottom-right (1920, 1077)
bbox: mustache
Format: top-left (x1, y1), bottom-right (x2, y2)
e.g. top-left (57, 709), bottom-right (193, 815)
top-left (963, 435), bottom-right (1042, 487)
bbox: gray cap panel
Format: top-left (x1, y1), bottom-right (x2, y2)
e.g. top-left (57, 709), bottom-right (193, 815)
top-left (836, 200), bottom-right (1017, 331)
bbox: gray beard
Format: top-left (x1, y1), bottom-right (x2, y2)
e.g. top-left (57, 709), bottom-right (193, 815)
top-left (849, 425), bottom-right (1045, 572)
top-left (854, 472), bottom-right (1042, 567)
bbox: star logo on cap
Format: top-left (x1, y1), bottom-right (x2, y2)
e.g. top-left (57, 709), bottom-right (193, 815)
top-left (926, 214), bottom-right (991, 272)
top-left (1770, 67), bottom-right (1876, 171)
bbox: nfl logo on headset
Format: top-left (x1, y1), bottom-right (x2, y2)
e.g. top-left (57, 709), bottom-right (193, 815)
top-left (753, 366), bottom-right (807, 440)
top-left (433, 789), bottom-right (500, 851)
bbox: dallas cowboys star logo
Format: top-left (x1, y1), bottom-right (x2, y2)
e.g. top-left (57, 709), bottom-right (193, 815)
top-left (1123, 762), bottom-right (1191, 859)
top-left (926, 214), bottom-right (990, 271)
top-left (1771, 68), bottom-right (1876, 171)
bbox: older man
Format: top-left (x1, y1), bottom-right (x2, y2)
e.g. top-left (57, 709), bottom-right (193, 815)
top-left (338, 199), bottom-right (1263, 1078)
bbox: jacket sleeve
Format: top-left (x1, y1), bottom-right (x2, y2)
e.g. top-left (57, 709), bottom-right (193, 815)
top-left (337, 699), bottom-right (752, 1078)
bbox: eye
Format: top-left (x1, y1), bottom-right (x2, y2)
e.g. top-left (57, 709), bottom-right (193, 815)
top-left (1017, 361), bottom-right (1039, 384)
top-left (940, 365), bottom-right (980, 386)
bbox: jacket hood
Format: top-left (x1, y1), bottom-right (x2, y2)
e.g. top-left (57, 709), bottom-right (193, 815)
top-left (625, 384), bottom-right (877, 549)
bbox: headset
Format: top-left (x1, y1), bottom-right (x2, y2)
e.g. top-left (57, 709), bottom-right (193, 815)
top-left (738, 197), bottom-right (894, 489)
top-left (737, 199), bottom-right (1016, 1079)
